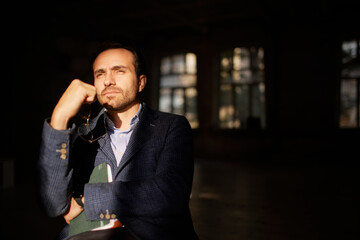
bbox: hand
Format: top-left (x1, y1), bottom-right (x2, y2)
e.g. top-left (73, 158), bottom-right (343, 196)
top-left (51, 79), bottom-right (97, 130)
top-left (63, 197), bottom-right (85, 224)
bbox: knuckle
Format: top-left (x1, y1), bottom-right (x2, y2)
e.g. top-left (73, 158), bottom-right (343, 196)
top-left (71, 79), bottom-right (83, 88)
top-left (72, 79), bottom-right (81, 84)
top-left (71, 79), bottom-right (86, 91)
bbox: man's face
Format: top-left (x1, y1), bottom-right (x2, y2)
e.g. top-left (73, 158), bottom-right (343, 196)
top-left (93, 48), bottom-right (145, 112)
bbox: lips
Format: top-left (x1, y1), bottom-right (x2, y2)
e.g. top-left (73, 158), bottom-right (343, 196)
top-left (101, 87), bottom-right (123, 96)
top-left (103, 91), bottom-right (120, 96)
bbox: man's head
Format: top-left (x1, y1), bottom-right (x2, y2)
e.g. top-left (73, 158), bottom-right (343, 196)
top-left (92, 43), bottom-right (147, 112)
top-left (91, 42), bottom-right (146, 78)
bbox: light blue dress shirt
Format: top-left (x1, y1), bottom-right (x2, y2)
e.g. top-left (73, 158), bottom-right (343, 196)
top-left (105, 104), bottom-right (142, 166)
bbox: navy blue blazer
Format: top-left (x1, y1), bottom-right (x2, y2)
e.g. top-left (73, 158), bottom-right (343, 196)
top-left (38, 103), bottom-right (198, 240)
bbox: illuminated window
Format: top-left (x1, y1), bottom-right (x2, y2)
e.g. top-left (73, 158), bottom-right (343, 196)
top-left (159, 53), bottom-right (198, 128)
top-left (218, 47), bottom-right (266, 129)
top-left (340, 39), bottom-right (360, 128)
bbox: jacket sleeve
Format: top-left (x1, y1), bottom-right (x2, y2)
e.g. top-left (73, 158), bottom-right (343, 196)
top-left (38, 119), bottom-right (75, 217)
top-left (83, 115), bottom-right (194, 221)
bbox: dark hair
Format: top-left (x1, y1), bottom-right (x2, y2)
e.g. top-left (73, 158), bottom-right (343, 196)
top-left (91, 42), bottom-right (146, 78)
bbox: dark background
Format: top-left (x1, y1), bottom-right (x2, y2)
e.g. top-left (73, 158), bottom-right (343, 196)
top-left (2, 0), bottom-right (360, 239)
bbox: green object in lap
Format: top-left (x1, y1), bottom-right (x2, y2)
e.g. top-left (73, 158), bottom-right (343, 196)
top-left (68, 162), bottom-right (109, 236)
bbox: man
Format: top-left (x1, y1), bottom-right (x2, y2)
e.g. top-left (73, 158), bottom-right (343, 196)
top-left (38, 43), bottom-right (198, 240)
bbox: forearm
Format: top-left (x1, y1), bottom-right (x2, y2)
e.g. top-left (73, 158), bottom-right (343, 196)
top-left (83, 171), bottom-right (192, 221)
top-left (38, 119), bottom-right (75, 217)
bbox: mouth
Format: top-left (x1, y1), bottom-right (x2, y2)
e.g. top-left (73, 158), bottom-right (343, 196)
top-left (103, 91), bottom-right (120, 96)
top-left (101, 87), bottom-right (123, 97)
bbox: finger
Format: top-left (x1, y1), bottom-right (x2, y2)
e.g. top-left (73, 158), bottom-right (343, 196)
top-left (84, 94), bottom-right (97, 104)
top-left (82, 83), bottom-right (97, 103)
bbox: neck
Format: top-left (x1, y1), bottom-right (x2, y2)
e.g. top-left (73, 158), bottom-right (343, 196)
top-left (107, 102), bottom-right (140, 130)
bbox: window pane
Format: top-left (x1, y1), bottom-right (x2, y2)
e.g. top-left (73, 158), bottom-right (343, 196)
top-left (233, 70), bottom-right (252, 83)
top-left (159, 88), bottom-right (172, 112)
top-left (173, 88), bottom-right (185, 115)
top-left (252, 70), bottom-right (264, 83)
top-left (185, 87), bottom-right (198, 128)
top-left (172, 54), bottom-right (185, 73)
top-left (161, 57), bottom-right (171, 75)
top-left (219, 47), bottom-right (266, 129)
top-left (234, 85), bottom-right (249, 128)
top-left (251, 47), bottom-right (265, 70)
top-left (251, 83), bottom-right (266, 128)
top-left (340, 79), bottom-right (357, 128)
top-left (186, 53), bottom-right (197, 74)
top-left (342, 66), bottom-right (360, 78)
top-left (342, 58), bottom-right (360, 79)
top-left (341, 40), bottom-right (360, 78)
top-left (220, 71), bottom-right (232, 83)
top-left (159, 53), bottom-right (198, 128)
top-left (221, 51), bottom-right (233, 72)
top-left (219, 84), bottom-right (234, 128)
top-left (233, 48), bottom-right (250, 70)
top-left (342, 40), bottom-right (357, 64)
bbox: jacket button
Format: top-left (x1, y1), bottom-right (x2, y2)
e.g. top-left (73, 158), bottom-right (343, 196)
top-left (60, 149), bottom-right (67, 154)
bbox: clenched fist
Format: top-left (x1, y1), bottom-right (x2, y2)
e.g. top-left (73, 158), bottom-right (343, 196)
top-left (50, 79), bottom-right (97, 130)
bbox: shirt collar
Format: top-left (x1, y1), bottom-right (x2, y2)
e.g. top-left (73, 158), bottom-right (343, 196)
top-left (105, 103), bottom-right (142, 133)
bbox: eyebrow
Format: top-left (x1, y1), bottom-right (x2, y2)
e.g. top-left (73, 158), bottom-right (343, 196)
top-left (94, 65), bottom-right (129, 75)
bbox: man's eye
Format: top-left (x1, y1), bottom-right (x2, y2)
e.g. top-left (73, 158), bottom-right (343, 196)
top-left (96, 73), bottom-right (104, 78)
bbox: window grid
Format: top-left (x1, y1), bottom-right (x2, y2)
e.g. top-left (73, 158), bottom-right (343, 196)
top-left (159, 53), bottom-right (199, 128)
top-left (340, 39), bottom-right (360, 128)
top-left (219, 47), bottom-right (266, 129)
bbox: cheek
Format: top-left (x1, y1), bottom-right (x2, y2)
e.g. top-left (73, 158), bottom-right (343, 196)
top-left (117, 78), bottom-right (137, 91)
top-left (94, 81), bottom-right (102, 92)
top-left (94, 86), bottom-right (104, 101)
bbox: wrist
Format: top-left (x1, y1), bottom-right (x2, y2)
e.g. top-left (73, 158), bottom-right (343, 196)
top-left (50, 108), bottom-right (70, 130)
top-left (74, 196), bottom-right (84, 208)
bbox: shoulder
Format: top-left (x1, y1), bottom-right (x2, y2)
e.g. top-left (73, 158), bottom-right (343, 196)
top-left (142, 104), bottom-right (190, 126)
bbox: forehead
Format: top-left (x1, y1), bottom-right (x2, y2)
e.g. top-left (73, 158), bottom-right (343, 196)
top-left (93, 48), bottom-right (135, 70)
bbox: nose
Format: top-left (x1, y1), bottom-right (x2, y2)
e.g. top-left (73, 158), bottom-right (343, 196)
top-left (104, 72), bottom-right (115, 86)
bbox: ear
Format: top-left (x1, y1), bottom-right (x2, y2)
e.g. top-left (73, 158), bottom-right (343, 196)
top-left (138, 75), bottom-right (147, 92)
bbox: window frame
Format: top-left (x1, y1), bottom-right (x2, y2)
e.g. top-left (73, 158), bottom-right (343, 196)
top-left (339, 38), bottom-right (360, 129)
top-left (216, 46), bottom-right (267, 130)
top-left (158, 52), bottom-right (199, 128)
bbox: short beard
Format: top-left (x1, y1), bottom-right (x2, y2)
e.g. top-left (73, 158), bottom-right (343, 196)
top-left (102, 97), bottom-right (139, 113)
top-left (100, 91), bottom-right (139, 113)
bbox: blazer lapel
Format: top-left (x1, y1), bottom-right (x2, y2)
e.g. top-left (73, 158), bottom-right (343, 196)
top-left (114, 105), bottom-right (157, 178)
top-left (97, 134), bottom-right (117, 171)
top-left (88, 111), bottom-right (117, 172)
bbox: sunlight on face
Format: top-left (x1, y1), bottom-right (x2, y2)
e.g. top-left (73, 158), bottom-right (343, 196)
top-left (93, 48), bottom-right (139, 112)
